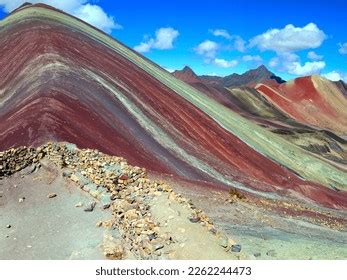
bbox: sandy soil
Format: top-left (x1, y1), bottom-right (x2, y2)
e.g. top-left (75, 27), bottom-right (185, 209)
top-left (0, 161), bottom-right (112, 259)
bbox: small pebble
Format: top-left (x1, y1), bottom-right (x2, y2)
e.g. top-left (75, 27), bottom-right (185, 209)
top-left (6, 225), bottom-right (11, 229)
top-left (47, 193), bottom-right (57, 199)
top-left (84, 201), bottom-right (96, 212)
top-left (231, 244), bottom-right (242, 252)
top-left (102, 203), bottom-right (110, 209)
top-left (188, 216), bottom-right (200, 223)
top-left (148, 233), bottom-right (156, 241)
top-left (266, 250), bottom-right (277, 257)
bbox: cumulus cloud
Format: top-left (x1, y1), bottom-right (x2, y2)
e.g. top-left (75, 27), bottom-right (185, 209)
top-left (210, 29), bottom-right (232, 40)
top-left (73, 4), bottom-right (121, 33)
top-left (268, 52), bottom-right (325, 75)
top-left (0, 0), bottom-right (121, 33)
top-left (323, 71), bottom-right (347, 82)
top-left (194, 40), bottom-right (238, 68)
top-left (134, 27), bottom-right (179, 53)
top-left (213, 58), bottom-right (238, 68)
top-left (195, 40), bottom-right (219, 59)
top-left (286, 61), bottom-right (325, 75)
top-left (338, 42), bottom-right (347, 54)
top-left (250, 23), bottom-right (326, 53)
top-left (307, 51), bottom-right (323, 60)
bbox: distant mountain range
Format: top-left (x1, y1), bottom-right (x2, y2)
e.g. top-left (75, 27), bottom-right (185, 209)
top-left (173, 65), bottom-right (285, 88)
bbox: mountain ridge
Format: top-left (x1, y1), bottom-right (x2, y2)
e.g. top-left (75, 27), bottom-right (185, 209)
top-left (1, 3), bottom-right (346, 210)
top-left (174, 65), bottom-right (286, 88)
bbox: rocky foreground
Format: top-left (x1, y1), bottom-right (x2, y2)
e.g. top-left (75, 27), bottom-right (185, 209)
top-left (0, 143), bottom-right (244, 260)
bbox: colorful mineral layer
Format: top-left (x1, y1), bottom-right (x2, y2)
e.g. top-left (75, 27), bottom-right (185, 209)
top-left (0, 3), bottom-right (346, 260)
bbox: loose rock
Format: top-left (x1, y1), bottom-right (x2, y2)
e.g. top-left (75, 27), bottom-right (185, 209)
top-left (266, 249), bottom-right (277, 257)
top-left (47, 193), bottom-right (57, 199)
top-left (84, 201), bottom-right (96, 212)
top-left (231, 244), bottom-right (242, 252)
top-left (188, 216), bottom-right (200, 223)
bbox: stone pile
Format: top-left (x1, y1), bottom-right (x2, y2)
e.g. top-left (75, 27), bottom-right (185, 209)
top-left (1, 142), bottom-right (235, 259)
top-left (0, 146), bottom-right (43, 177)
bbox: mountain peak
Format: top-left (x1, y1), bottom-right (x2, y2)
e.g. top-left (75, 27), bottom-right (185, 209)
top-left (182, 66), bottom-right (195, 73)
top-left (255, 64), bottom-right (272, 74)
top-left (220, 65), bottom-right (285, 88)
top-left (173, 66), bottom-right (200, 83)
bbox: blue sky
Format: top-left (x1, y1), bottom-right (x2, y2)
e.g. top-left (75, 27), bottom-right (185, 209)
top-left (1, 0), bottom-right (346, 81)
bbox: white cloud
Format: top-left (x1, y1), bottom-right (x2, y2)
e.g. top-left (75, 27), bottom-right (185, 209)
top-left (242, 55), bottom-right (262, 62)
top-left (195, 40), bottom-right (219, 59)
top-left (250, 23), bottom-right (326, 53)
top-left (73, 4), bottom-right (121, 33)
top-left (210, 29), bottom-right (246, 52)
top-left (307, 51), bottom-right (323, 60)
top-left (286, 61), bottom-right (326, 75)
top-left (323, 71), bottom-right (347, 82)
top-left (133, 41), bottom-right (152, 53)
top-left (269, 52), bottom-right (325, 76)
top-left (234, 36), bottom-right (246, 52)
top-left (338, 42), bottom-right (347, 54)
top-left (0, 0), bottom-right (121, 33)
top-left (210, 29), bottom-right (232, 40)
top-left (213, 58), bottom-right (238, 68)
top-left (195, 40), bottom-right (239, 68)
top-left (134, 27), bottom-right (179, 53)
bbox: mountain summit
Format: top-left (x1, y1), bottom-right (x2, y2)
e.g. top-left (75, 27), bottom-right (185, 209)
top-left (172, 66), bottom-right (200, 83)
top-left (201, 65), bottom-right (285, 88)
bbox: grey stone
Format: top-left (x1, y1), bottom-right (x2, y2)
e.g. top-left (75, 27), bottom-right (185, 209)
top-left (84, 201), bottom-right (97, 212)
top-left (231, 244), bottom-right (242, 252)
top-left (266, 250), bottom-right (277, 257)
top-left (188, 216), bottom-right (200, 223)
top-left (47, 193), bottom-right (57, 199)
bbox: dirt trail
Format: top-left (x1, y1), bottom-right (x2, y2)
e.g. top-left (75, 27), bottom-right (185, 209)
top-left (150, 194), bottom-right (244, 259)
